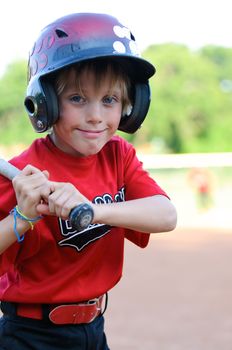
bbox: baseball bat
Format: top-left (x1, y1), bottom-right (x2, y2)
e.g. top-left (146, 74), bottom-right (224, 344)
top-left (0, 158), bottom-right (94, 231)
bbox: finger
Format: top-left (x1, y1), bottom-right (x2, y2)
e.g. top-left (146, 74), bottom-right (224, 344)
top-left (47, 189), bottom-right (69, 217)
top-left (19, 171), bottom-right (50, 192)
top-left (39, 185), bottom-right (53, 205)
top-left (21, 164), bottom-right (43, 176)
top-left (20, 166), bottom-right (50, 186)
top-left (47, 184), bottom-right (78, 218)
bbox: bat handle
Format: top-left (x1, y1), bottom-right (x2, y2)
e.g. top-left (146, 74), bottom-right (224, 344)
top-left (69, 203), bottom-right (94, 231)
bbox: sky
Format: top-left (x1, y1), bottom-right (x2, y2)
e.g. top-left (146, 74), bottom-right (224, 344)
top-left (0, 0), bottom-right (231, 76)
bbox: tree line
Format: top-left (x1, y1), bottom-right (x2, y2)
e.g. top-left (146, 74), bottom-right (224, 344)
top-left (0, 44), bottom-right (231, 153)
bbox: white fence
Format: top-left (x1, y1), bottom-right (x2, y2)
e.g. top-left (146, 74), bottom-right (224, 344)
top-left (138, 152), bottom-right (232, 169)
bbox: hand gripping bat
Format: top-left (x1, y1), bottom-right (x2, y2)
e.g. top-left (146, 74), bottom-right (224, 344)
top-left (0, 158), bottom-right (94, 232)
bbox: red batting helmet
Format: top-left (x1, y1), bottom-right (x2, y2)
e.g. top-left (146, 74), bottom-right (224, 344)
top-left (24, 13), bottom-right (156, 133)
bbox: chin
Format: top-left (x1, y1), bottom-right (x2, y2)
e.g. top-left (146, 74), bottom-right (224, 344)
top-left (84, 142), bottom-right (107, 156)
top-left (84, 148), bottom-right (102, 157)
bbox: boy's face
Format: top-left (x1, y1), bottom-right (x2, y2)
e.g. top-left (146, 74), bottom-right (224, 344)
top-left (51, 69), bottom-right (123, 157)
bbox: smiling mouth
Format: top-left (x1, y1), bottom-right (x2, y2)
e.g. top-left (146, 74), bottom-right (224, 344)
top-left (76, 128), bottom-right (106, 138)
top-left (77, 128), bottom-right (106, 133)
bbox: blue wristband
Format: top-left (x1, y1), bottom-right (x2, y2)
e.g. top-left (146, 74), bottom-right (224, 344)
top-left (9, 207), bottom-right (43, 243)
top-left (10, 207), bottom-right (25, 242)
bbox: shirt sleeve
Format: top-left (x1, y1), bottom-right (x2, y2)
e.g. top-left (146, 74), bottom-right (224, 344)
top-left (122, 140), bottom-right (169, 247)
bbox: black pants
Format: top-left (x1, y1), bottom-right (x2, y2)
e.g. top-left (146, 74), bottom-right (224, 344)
top-left (0, 307), bottom-right (109, 350)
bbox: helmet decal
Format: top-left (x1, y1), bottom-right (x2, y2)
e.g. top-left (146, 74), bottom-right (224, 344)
top-left (113, 41), bottom-right (126, 53)
top-left (113, 25), bottom-right (133, 40)
top-left (112, 25), bottom-right (140, 56)
top-left (129, 41), bottom-right (140, 56)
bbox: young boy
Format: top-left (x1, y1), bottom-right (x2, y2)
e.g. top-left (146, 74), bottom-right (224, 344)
top-left (0, 13), bottom-right (177, 350)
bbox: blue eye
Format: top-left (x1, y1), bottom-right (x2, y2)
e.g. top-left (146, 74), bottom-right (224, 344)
top-left (103, 96), bottom-right (116, 104)
top-left (70, 95), bottom-right (84, 103)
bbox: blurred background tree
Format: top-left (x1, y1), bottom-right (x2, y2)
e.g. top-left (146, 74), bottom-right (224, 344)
top-left (0, 60), bottom-right (35, 145)
top-left (135, 44), bottom-right (232, 153)
top-left (0, 44), bottom-right (232, 153)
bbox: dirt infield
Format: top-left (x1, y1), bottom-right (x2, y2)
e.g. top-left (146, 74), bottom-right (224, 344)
top-left (105, 227), bottom-right (232, 350)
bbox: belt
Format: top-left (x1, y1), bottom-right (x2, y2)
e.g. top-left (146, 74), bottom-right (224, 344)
top-left (1, 294), bottom-right (107, 325)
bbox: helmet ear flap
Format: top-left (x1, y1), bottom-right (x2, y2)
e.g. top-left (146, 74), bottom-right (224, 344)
top-left (118, 82), bottom-right (151, 134)
top-left (24, 80), bottom-right (59, 133)
top-left (41, 80), bottom-right (59, 129)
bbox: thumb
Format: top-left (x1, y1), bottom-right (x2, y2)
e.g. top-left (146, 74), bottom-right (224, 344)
top-left (42, 170), bottom-right (50, 179)
top-left (36, 203), bottom-right (51, 216)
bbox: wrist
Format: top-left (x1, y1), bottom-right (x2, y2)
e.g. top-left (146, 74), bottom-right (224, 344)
top-left (12, 215), bottom-right (31, 236)
top-left (91, 203), bottom-right (106, 224)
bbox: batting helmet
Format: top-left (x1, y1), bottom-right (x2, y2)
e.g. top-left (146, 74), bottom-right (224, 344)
top-left (24, 13), bottom-right (155, 133)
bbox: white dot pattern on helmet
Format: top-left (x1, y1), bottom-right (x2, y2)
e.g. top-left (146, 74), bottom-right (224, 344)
top-left (129, 41), bottom-right (140, 57)
top-left (113, 25), bottom-right (131, 39)
top-left (113, 41), bottom-right (126, 53)
top-left (113, 24), bottom-right (140, 57)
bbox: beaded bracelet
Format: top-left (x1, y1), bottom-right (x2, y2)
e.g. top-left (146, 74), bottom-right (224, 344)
top-left (10, 206), bottom-right (43, 243)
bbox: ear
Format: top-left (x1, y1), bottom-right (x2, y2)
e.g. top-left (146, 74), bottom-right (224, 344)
top-left (118, 82), bottom-right (151, 134)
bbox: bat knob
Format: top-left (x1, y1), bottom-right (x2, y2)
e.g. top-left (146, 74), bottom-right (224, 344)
top-left (69, 203), bottom-right (94, 232)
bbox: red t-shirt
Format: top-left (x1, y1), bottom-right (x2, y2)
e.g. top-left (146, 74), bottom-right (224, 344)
top-left (0, 135), bottom-right (168, 303)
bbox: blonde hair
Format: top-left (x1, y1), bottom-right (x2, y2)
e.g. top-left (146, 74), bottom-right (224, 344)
top-left (54, 59), bottom-right (132, 111)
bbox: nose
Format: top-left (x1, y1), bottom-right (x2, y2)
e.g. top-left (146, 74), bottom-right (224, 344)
top-left (86, 102), bottom-right (103, 124)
